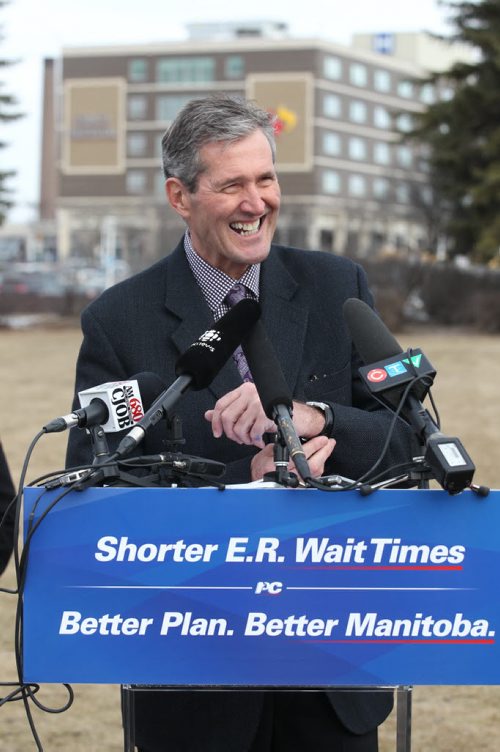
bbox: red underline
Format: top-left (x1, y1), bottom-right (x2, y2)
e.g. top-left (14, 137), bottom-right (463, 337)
top-left (289, 565), bottom-right (463, 570)
top-left (303, 639), bottom-right (494, 644)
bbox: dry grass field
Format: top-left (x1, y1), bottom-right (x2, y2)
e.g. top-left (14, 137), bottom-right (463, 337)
top-left (0, 321), bottom-right (499, 751)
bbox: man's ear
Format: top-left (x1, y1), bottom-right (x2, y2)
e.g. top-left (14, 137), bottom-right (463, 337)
top-left (166, 177), bottom-right (191, 219)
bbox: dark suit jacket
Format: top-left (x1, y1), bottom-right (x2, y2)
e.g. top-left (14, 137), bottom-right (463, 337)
top-left (0, 442), bottom-right (15, 576)
top-left (67, 242), bottom-right (416, 750)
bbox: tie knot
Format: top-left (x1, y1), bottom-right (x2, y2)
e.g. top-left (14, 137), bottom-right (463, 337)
top-left (225, 283), bottom-right (248, 308)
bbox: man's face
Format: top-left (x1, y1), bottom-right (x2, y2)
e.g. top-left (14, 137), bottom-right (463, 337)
top-left (168, 129), bottom-right (281, 278)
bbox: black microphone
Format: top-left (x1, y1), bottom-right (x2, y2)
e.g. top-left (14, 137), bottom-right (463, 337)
top-left (343, 297), bottom-right (475, 494)
top-left (242, 320), bottom-right (312, 482)
top-left (114, 299), bottom-right (261, 458)
top-left (343, 298), bottom-right (435, 407)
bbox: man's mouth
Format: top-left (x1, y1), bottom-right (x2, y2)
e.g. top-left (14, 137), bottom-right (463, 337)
top-left (229, 218), bottom-right (262, 236)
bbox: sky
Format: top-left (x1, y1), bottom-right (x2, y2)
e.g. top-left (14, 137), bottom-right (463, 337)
top-left (1, 0), bottom-right (456, 223)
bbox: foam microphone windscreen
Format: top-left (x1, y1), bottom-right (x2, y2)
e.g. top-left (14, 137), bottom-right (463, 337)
top-left (175, 298), bottom-right (261, 390)
top-left (241, 319), bottom-right (293, 419)
top-left (342, 298), bottom-right (403, 364)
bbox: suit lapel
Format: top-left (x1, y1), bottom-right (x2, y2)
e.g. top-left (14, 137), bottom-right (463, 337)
top-left (162, 242), bottom-right (308, 400)
top-left (260, 248), bottom-right (309, 394)
top-left (163, 241), bottom-right (245, 399)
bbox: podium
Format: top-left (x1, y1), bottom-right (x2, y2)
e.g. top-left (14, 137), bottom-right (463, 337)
top-left (22, 485), bottom-right (500, 750)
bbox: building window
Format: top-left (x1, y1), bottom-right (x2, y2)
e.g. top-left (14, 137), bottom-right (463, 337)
top-left (128, 59), bottom-right (148, 82)
top-left (348, 174), bottom-right (366, 196)
top-left (396, 183), bottom-right (410, 203)
top-left (127, 133), bottom-right (147, 157)
top-left (156, 56), bottom-right (215, 83)
top-left (373, 141), bottom-right (391, 165)
top-left (322, 170), bottom-right (341, 194)
top-left (348, 136), bottom-right (367, 161)
top-left (155, 133), bottom-right (164, 158)
top-left (349, 62), bottom-right (368, 87)
top-left (397, 79), bottom-right (414, 98)
top-left (420, 186), bottom-right (433, 204)
top-left (397, 113), bottom-right (413, 132)
top-left (323, 93), bottom-right (342, 118)
top-left (397, 145), bottom-right (413, 168)
top-left (440, 85), bottom-right (454, 101)
top-left (374, 69), bottom-right (391, 92)
top-left (373, 177), bottom-right (390, 199)
top-left (126, 170), bottom-right (147, 194)
top-left (128, 95), bottom-right (147, 120)
top-left (374, 105), bottom-right (391, 129)
top-left (156, 94), bottom-right (195, 121)
top-left (349, 100), bottom-right (367, 124)
top-left (320, 229), bottom-right (334, 251)
top-left (322, 131), bottom-right (341, 156)
top-left (421, 83), bottom-right (435, 104)
top-left (155, 171), bottom-right (166, 196)
top-left (225, 55), bottom-right (245, 79)
top-left (323, 55), bottom-right (342, 80)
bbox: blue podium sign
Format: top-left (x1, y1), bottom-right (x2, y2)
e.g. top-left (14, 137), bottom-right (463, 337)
top-left (22, 486), bottom-right (500, 686)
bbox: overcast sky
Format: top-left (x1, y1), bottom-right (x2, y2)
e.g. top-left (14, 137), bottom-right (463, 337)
top-left (2, 0), bottom-right (455, 223)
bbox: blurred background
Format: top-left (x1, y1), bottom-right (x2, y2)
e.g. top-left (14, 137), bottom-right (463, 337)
top-left (1, 0), bottom-right (500, 333)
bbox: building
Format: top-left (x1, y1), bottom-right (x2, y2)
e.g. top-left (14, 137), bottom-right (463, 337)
top-left (39, 22), bottom-right (472, 270)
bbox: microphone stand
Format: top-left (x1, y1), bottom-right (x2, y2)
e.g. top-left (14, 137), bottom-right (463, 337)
top-left (263, 432), bottom-right (300, 488)
top-left (74, 425), bottom-right (165, 490)
top-left (64, 417), bottom-right (226, 491)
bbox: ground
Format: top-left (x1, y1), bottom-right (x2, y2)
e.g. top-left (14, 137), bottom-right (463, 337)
top-left (0, 323), bottom-right (499, 751)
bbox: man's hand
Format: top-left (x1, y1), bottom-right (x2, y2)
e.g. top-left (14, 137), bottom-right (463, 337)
top-left (205, 383), bottom-right (331, 448)
top-left (205, 383), bottom-right (276, 449)
top-left (250, 436), bottom-right (336, 481)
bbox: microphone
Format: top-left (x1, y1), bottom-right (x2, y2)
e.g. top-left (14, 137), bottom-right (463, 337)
top-left (343, 297), bottom-right (436, 407)
top-left (114, 298), bottom-right (261, 458)
top-left (343, 297), bottom-right (475, 494)
top-left (43, 379), bottom-right (147, 434)
top-left (242, 320), bottom-right (312, 482)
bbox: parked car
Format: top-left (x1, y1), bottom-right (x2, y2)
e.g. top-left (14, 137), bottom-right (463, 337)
top-left (0, 266), bottom-right (68, 315)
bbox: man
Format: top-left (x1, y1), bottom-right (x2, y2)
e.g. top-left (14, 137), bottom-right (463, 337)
top-left (0, 441), bottom-right (15, 575)
top-left (67, 95), bottom-right (415, 751)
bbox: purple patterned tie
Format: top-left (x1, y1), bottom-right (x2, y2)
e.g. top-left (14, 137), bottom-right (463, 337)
top-left (224, 283), bottom-right (253, 383)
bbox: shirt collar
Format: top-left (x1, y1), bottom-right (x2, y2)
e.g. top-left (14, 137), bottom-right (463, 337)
top-left (184, 231), bottom-right (260, 313)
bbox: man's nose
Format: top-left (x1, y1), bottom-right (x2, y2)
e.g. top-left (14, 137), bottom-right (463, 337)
top-left (240, 184), bottom-right (266, 214)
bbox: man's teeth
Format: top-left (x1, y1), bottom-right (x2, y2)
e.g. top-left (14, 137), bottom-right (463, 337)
top-left (230, 219), bottom-right (261, 235)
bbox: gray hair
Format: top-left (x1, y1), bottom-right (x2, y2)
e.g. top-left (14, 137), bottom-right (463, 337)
top-left (161, 94), bottom-right (277, 192)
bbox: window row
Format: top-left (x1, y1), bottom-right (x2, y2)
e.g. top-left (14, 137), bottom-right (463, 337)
top-left (128, 91), bottom-right (416, 135)
top-left (127, 53), bottom-right (452, 104)
top-left (322, 132), bottom-right (416, 168)
top-left (126, 167), bottom-right (433, 207)
top-left (126, 128), bottom-right (417, 171)
top-left (322, 93), bottom-right (413, 131)
top-left (127, 132), bottom-right (164, 157)
top-left (323, 55), bottom-right (443, 103)
top-left (126, 170), bottom-right (166, 195)
top-left (128, 55), bottom-right (245, 83)
top-left (321, 169), bottom-right (432, 204)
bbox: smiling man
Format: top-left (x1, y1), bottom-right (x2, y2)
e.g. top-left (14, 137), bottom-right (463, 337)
top-left (165, 127), bottom-right (281, 276)
top-left (66, 94), bottom-right (415, 751)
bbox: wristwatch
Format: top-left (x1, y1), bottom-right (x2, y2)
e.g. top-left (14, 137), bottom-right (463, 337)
top-left (306, 401), bottom-right (334, 437)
